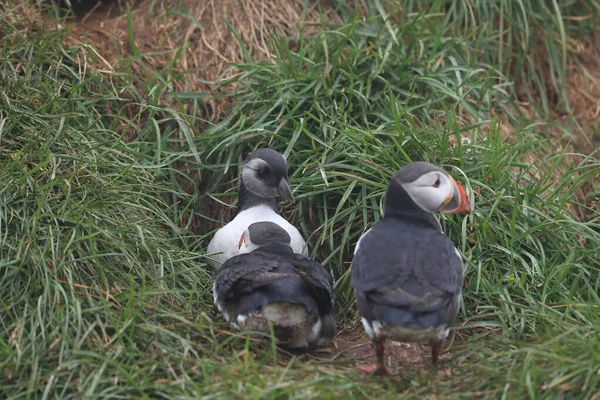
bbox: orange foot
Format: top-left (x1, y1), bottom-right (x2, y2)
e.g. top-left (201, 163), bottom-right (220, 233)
top-left (357, 364), bottom-right (397, 376)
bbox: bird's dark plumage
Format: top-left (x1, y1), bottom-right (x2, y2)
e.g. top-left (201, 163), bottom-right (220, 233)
top-left (214, 226), bottom-right (335, 349)
top-left (246, 221), bottom-right (292, 247)
top-left (351, 161), bottom-right (470, 375)
top-left (391, 161), bottom-right (448, 184)
top-left (352, 219), bottom-right (462, 330)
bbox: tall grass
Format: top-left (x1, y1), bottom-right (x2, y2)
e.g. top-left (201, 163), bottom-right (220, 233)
top-left (1, 0), bottom-right (599, 399)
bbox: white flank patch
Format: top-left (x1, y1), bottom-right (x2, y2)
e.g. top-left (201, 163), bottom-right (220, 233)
top-left (212, 281), bottom-right (229, 321)
top-left (372, 320), bottom-right (383, 336)
top-left (361, 317), bottom-right (376, 339)
top-left (311, 318), bottom-right (322, 339)
top-left (236, 315), bottom-right (247, 326)
top-left (354, 228), bottom-right (372, 255)
top-left (206, 205), bottom-right (307, 268)
top-left (442, 327), bottom-right (449, 340)
top-left (212, 280), bottom-right (218, 306)
top-left (362, 318), bottom-right (449, 342)
top-left (454, 247), bottom-right (462, 260)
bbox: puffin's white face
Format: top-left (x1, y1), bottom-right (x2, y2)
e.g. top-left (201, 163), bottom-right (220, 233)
top-left (242, 158), bottom-right (276, 198)
top-left (401, 171), bottom-right (468, 214)
top-left (241, 158), bottom-right (295, 201)
top-left (238, 227), bottom-right (260, 254)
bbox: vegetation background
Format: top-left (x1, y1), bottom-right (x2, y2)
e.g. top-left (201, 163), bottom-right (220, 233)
top-left (1, 0), bottom-right (599, 398)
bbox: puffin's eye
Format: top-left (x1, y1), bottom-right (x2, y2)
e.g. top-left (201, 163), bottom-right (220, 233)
top-left (432, 178), bottom-right (441, 188)
top-left (259, 166), bottom-right (271, 176)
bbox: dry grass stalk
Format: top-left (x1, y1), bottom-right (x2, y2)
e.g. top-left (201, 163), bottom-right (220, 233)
top-left (66, 0), bottom-right (345, 120)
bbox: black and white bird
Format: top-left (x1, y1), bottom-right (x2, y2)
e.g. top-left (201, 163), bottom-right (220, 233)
top-left (351, 161), bottom-right (471, 375)
top-left (213, 221), bottom-right (336, 349)
top-left (207, 148), bottom-right (307, 269)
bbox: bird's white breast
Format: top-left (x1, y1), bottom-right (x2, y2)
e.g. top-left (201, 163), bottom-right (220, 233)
top-left (206, 205), bottom-right (307, 268)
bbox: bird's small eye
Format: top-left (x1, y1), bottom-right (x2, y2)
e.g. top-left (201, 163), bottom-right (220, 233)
top-left (260, 166), bottom-right (270, 176)
top-left (432, 178), bottom-right (441, 188)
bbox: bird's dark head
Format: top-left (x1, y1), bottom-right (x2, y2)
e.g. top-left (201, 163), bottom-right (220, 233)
top-left (385, 161), bottom-right (471, 215)
top-left (241, 148), bottom-right (294, 201)
top-left (238, 221), bottom-right (293, 253)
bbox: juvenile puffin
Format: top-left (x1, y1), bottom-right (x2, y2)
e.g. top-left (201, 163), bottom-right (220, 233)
top-left (213, 221), bottom-right (336, 349)
top-left (207, 148), bottom-right (307, 268)
top-left (350, 161), bottom-right (471, 375)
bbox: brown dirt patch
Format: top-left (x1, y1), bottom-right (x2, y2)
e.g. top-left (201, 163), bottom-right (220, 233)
top-left (64, 0), bottom-right (345, 120)
top-left (508, 30), bottom-right (600, 220)
top-left (554, 31), bottom-right (600, 216)
top-left (560, 33), bottom-right (600, 215)
top-left (306, 321), bottom-right (459, 376)
top-left (330, 333), bottom-right (435, 373)
top-left (563, 33), bottom-right (600, 153)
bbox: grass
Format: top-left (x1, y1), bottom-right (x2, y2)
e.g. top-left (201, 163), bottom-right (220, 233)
top-left (1, 0), bottom-right (600, 399)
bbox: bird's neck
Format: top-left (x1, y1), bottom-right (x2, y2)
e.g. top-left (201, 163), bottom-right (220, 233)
top-left (383, 180), bottom-right (439, 229)
top-left (254, 243), bottom-right (293, 254)
top-left (235, 180), bottom-right (277, 217)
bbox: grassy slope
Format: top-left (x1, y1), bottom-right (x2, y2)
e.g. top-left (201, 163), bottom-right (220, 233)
top-left (1, 1), bottom-right (599, 399)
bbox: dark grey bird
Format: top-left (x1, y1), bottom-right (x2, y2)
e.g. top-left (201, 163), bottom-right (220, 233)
top-left (213, 221), bottom-right (335, 349)
top-left (351, 161), bottom-right (472, 375)
top-left (207, 148), bottom-right (307, 269)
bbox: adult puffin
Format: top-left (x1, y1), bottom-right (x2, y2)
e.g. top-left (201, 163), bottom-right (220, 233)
top-left (351, 161), bottom-right (471, 375)
top-left (213, 221), bottom-right (336, 349)
top-left (207, 148), bottom-right (307, 269)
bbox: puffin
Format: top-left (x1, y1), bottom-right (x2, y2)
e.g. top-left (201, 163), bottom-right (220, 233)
top-left (350, 161), bottom-right (472, 375)
top-left (213, 221), bottom-right (336, 349)
top-left (207, 148), bottom-right (307, 269)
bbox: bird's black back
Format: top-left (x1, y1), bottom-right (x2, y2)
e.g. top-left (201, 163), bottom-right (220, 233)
top-left (351, 216), bottom-right (462, 328)
top-left (215, 246), bottom-right (334, 319)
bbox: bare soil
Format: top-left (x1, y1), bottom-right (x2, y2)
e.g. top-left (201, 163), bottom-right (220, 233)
top-left (63, 0), bottom-right (346, 120)
top-left (300, 321), bottom-right (459, 376)
top-left (561, 34), bottom-right (600, 153)
top-left (330, 330), bottom-right (436, 373)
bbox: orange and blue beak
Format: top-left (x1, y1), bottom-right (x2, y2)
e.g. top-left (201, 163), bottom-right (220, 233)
top-left (438, 177), bottom-right (471, 214)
